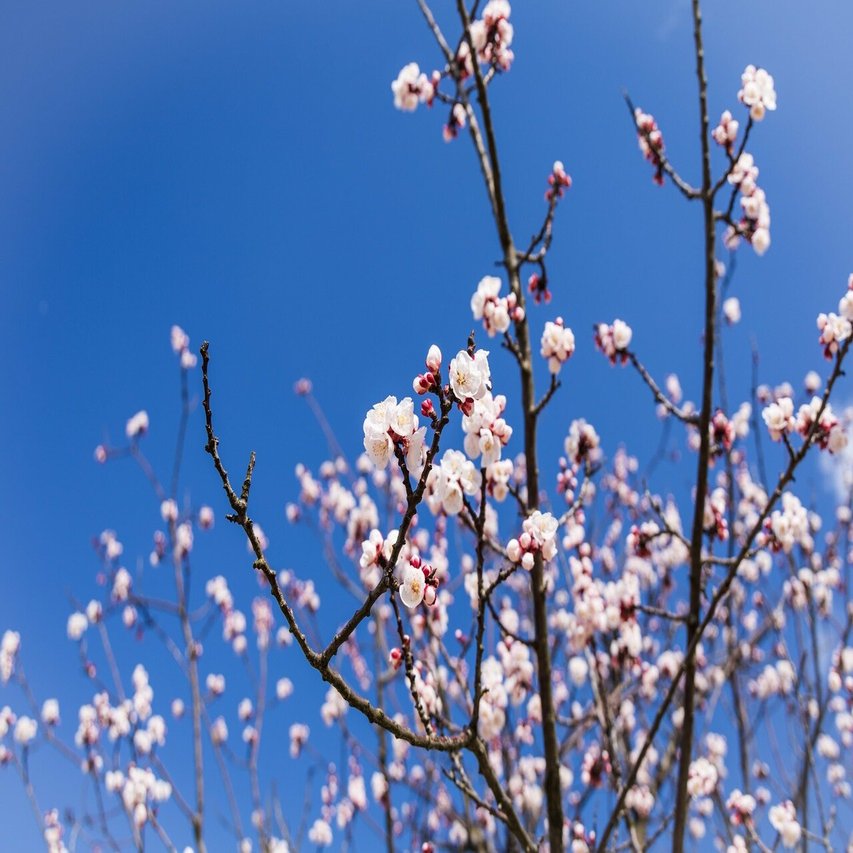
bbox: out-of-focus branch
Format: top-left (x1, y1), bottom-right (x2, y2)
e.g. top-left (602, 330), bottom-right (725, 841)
top-left (623, 92), bottom-right (701, 200)
top-left (627, 351), bottom-right (699, 424)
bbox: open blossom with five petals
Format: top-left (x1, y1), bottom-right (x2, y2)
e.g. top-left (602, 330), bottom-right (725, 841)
top-left (762, 397), bottom-right (794, 441)
top-left (449, 349), bottom-right (491, 404)
top-left (398, 557), bottom-right (438, 609)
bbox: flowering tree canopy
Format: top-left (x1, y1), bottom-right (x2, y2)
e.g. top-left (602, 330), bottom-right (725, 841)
top-left (2, 2), bottom-right (853, 852)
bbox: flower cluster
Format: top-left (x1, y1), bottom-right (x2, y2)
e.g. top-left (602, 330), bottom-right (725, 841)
top-left (362, 396), bottom-right (426, 473)
top-left (594, 319), bottom-right (633, 364)
top-left (43, 809), bottom-right (66, 853)
top-left (468, 0), bottom-right (514, 72)
top-left (477, 657), bottom-right (509, 740)
top-left (768, 801), bottom-right (801, 849)
top-left (527, 272), bottom-right (550, 304)
top-left (634, 108), bottom-right (665, 185)
top-left (762, 395), bottom-right (846, 452)
top-left (114, 765), bottom-right (172, 830)
top-left (581, 744), bottom-right (612, 788)
top-left (795, 397), bottom-right (846, 452)
top-left (703, 488), bottom-right (729, 541)
top-left (565, 553), bottom-right (643, 659)
top-left (738, 65), bottom-right (777, 121)
top-left (425, 449), bottom-right (481, 515)
top-left (817, 276), bottom-right (853, 357)
top-left (726, 789), bottom-right (757, 827)
top-left (711, 110), bottom-right (739, 155)
top-left (412, 344), bottom-right (442, 395)
top-left (470, 276), bottom-right (523, 336)
top-left (545, 160), bottom-right (572, 202)
top-left (540, 318), bottom-right (576, 374)
top-left (391, 63), bottom-right (436, 111)
top-left (461, 391), bottom-right (512, 465)
top-left (507, 511), bottom-right (559, 570)
top-left (763, 492), bottom-right (811, 553)
top-left (726, 152), bottom-right (771, 255)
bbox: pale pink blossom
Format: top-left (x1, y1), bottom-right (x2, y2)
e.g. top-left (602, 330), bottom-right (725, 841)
top-left (391, 63), bottom-right (434, 111)
top-left (738, 65), bottom-right (777, 121)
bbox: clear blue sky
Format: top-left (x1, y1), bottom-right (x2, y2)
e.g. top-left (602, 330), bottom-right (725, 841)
top-left (1, 0), bottom-right (852, 849)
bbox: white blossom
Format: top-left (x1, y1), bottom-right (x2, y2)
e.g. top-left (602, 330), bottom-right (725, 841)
top-left (399, 562), bottom-right (426, 608)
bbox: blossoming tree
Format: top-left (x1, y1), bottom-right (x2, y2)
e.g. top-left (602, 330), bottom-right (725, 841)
top-left (2, 1), bottom-right (852, 852)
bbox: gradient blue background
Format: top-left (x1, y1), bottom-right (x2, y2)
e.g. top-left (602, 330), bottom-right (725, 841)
top-left (1, 0), bottom-right (852, 849)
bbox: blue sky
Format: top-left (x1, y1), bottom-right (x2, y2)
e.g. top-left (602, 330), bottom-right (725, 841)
top-left (1, 0), bottom-right (852, 848)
